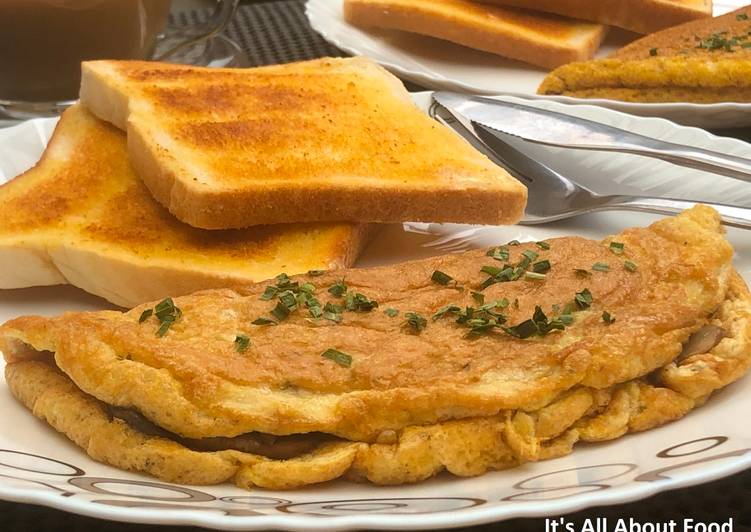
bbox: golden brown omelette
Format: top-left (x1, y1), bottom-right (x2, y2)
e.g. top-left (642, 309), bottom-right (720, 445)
top-left (2, 206), bottom-right (750, 489)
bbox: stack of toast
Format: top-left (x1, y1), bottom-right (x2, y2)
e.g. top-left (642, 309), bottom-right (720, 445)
top-left (343, 0), bottom-right (713, 69)
top-left (0, 56), bottom-right (526, 306)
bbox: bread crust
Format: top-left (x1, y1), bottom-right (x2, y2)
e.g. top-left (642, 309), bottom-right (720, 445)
top-left (0, 105), bottom-right (376, 307)
top-left (80, 57), bottom-right (527, 229)
top-left (480, 0), bottom-right (712, 34)
top-left (343, 0), bottom-right (607, 69)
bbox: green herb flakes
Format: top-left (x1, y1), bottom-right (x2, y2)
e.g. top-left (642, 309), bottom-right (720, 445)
top-left (384, 308), bottom-right (399, 318)
top-left (624, 260), bottom-right (639, 272)
top-left (260, 286), bottom-right (278, 301)
top-left (486, 246), bottom-right (510, 262)
top-left (323, 302), bottom-right (343, 323)
top-left (521, 249), bottom-right (539, 262)
top-left (471, 291), bottom-right (485, 305)
top-left (431, 270), bottom-right (453, 285)
top-left (328, 279), bottom-right (347, 298)
top-left (432, 304), bottom-right (462, 321)
top-left (649, 47), bottom-right (658, 56)
top-left (503, 305), bottom-right (569, 339)
top-left (271, 302), bottom-right (291, 321)
top-left (532, 260), bottom-right (551, 273)
top-left (592, 262), bottom-right (610, 272)
top-left (536, 241), bottom-right (551, 250)
top-left (138, 309), bottom-right (153, 323)
top-left (609, 242), bottom-right (625, 255)
top-left (525, 271), bottom-right (546, 280)
top-left (252, 317), bottom-right (276, 326)
top-left (321, 348), bottom-right (352, 368)
top-left (575, 288), bottom-right (593, 310)
top-left (738, 13), bottom-right (749, 20)
top-left (345, 292), bottom-right (379, 312)
top-left (307, 269), bottom-right (326, 276)
top-left (146, 298), bottom-right (182, 337)
top-left (574, 268), bottom-right (592, 278)
top-left (602, 311), bottom-right (615, 325)
top-left (404, 312), bottom-right (427, 333)
top-left (234, 335), bottom-right (250, 352)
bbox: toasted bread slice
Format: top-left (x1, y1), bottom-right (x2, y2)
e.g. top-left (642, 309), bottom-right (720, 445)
top-left (479, 0), bottom-right (712, 34)
top-left (343, 0), bottom-right (607, 69)
top-left (0, 104), bottom-right (374, 307)
top-left (538, 6), bottom-right (751, 103)
top-left (79, 57), bottom-right (527, 230)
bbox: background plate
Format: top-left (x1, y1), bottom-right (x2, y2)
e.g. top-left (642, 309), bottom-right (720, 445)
top-left (307, 0), bottom-right (751, 128)
top-left (0, 95), bottom-right (750, 530)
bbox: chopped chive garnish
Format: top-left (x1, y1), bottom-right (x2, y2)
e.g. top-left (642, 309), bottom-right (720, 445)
top-left (649, 47), bottom-right (658, 56)
top-left (431, 270), bottom-right (453, 285)
top-left (252, 317), bottom-right (277, 326)
top-left (138, 309), bottom-right (152, 323)
top-left (300, 282), bottom-right (316, 294)
top-left (592, 262), bottom-right (610, 272)
top-left (308, 269), bottom-right (326, 276)
top-left (432, 304), bottom-right (462, 321)
top-left (471, 291), bottom-right (485, 305)
top-left (507, 240), bottom-right (520, 246)
top-left (156, 320), bottom-right (173, 337)
top-left (260, 286), bottom-right (278, 301)
top-left (328, 279), bottom-right (347, 298)
top-left (309, 305), bottom-right (323, 319)
top-left (521, 249), bottom-right (539, 262)
top-left (624, 260), bottom-right (639, 272)
top-left (738, 13), bottom-right (748, 20)
top-left (574, 268), bottom-right (592, 278)
top-left (321, 348), bottom-right (352, 368)
top-left (150, 298), bottom-right (182, 337)
top-left (234, 335), bottom-right (250, 352)
top-left (609, 242), bottom-right (625, 255)
top-left (384, 308), bottom-right (399, 318)
top-left (278, 290), bottom-right (298, 310)
top-left (536, 241), bottom-right (550, 250)
top-left (532, 260), bottom-right (551, 273)
top-left (487, 246), bottom-right (510, 261)
top-left (525, 271), bottom-right (547, 280)
top-left (323, 302), bottom-right (343, 322)
top-left (602, 311), bottom-right (615, 325)
top-left (345, 292), bottom-right (379, 312)
top-left (575, 288), bottom-right (593, 309)
top-left (404, 312), bottom-right (427, 333)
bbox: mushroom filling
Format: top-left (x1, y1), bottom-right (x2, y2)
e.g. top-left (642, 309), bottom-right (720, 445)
top-left (105, 324), bottom-right (727, 458)
top-left (678, 324), bottom-right (725, 361)
top-left (106, 405), bottom-right (335, 459)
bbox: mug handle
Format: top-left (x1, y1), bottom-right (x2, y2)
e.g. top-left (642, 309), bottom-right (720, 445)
top-left (153, 0), bottom-right (240, 62)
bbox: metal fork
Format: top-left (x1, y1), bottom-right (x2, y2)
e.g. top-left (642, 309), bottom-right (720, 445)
top-left (430, 102), bottom-right (751, 229)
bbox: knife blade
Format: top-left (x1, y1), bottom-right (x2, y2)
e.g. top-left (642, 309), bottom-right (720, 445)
top-left (432, 92), bottom-right (751, 184)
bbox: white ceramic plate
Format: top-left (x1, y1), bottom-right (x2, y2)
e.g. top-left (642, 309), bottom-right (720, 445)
top-left (1, 95), bottom-right (751, 530)
top-left (307, 0), bottom-right (751, 129)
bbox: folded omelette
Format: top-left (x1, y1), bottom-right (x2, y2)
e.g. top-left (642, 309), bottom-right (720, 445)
top-left (1, 206), bottom-right (750, 490)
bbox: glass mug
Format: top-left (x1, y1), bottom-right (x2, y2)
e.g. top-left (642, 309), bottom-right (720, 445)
top-left (0, 0), bottom-right (241, 118)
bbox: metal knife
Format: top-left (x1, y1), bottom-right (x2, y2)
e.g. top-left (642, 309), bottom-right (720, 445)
top-left (433, 92), bottom-right (751, 184)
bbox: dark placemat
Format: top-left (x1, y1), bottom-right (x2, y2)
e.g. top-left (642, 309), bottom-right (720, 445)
top-left (1, 1), bottom-right (750, 530)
